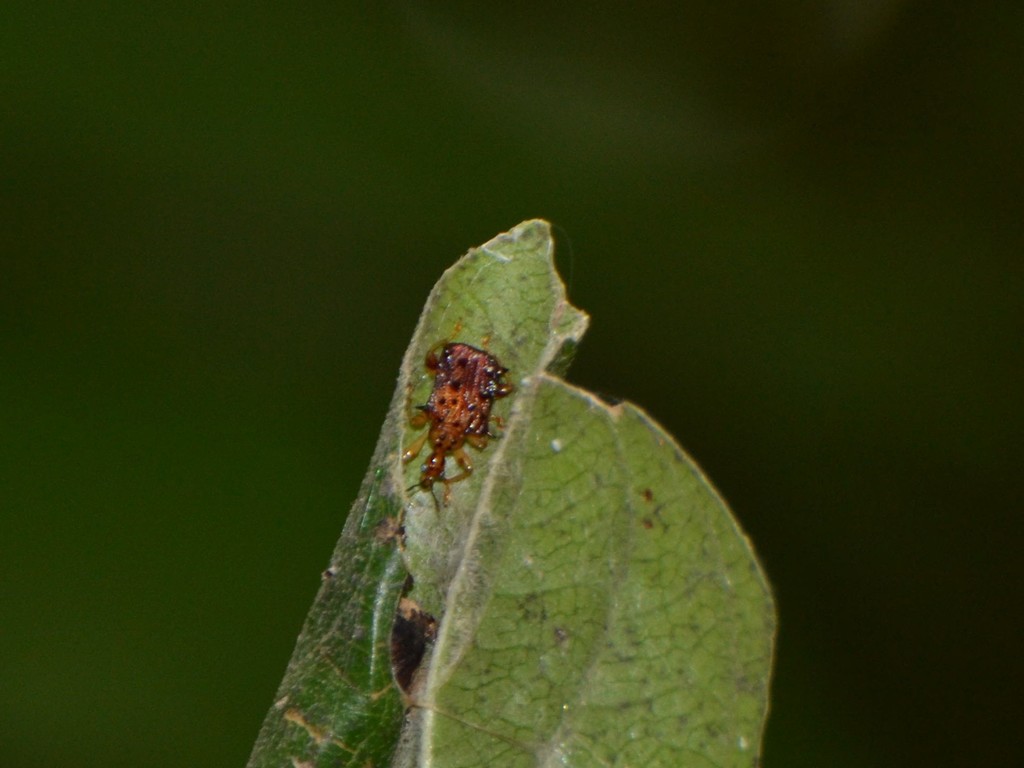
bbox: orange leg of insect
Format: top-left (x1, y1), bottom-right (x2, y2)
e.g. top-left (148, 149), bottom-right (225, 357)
top-left (423, 340), bottom-right (445, 371)
top-left (423, 320), bottom-right (465, 365)
top-left (465, 434), bottom-right (489, 451)
top-left (402, 429), bottom-right (429, 464)
top-left (433, 446), bottom-right (470, 504)
top-left (438, 436), bottom-right (490, 484)
top-left (401, 404), bottom-right (432, 463)
top-left (442, 445), bottom-right (475, 484)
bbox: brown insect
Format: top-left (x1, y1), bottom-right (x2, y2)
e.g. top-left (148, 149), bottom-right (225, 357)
top-left (402, 341), bottom-right (512, 499)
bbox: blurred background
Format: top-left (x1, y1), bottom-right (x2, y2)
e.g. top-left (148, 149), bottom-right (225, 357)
top-left (3, 2), bottom-right (1021, 766)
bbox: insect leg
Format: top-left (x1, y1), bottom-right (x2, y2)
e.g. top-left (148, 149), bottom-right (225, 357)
top-left (402, 431), bottom-right (429, 464)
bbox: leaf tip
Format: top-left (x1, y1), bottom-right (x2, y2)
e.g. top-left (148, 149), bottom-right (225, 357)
top-left (476, 219), bottom-right (553, 264)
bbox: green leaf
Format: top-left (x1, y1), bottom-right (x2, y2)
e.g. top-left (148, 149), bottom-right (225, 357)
top-left (245, 464), bottom-right (408, 767)
top-left (394, 221), bottom-right (774, 766)
top-left (400, 379), bottom-right (775, 767)
top-left (247, 220), bottom-right (775, 768)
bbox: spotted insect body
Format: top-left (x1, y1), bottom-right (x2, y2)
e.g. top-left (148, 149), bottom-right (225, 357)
top-left (402, 341), bottom-right (512, 497)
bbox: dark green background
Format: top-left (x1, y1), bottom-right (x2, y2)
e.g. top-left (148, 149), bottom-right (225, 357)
top-left (3, 3), bottom-right (1021, 766)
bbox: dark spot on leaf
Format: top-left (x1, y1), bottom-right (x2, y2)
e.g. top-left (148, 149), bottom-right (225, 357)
top-left (390, 597), bottom-right (437, 692)
top-left (374, 516), bottom-right (405, 545)
top-left (519, 592), bottom-right (548, 622)
top-left (641, 488), bottom-right (654, 502)
top-left (642, 517), bottom-right (654, 529)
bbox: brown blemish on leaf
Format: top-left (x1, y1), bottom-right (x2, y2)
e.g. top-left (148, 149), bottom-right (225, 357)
top-left (282, 709), bottom-right (355, 753)
top-left (373, 516), bottom-right (405, 546)
top-left (391, 597), bottom-right (437, 693)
